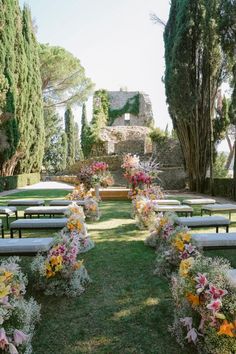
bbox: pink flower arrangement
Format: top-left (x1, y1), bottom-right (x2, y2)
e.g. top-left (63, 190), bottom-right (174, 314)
top-left (129, 171), bottom-right (152, 189)
top-left (91, 161), bottom-right (108, 173)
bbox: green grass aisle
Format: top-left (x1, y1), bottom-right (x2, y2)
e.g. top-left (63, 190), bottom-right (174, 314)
top-left (28, 200), bottom-right (189, 354)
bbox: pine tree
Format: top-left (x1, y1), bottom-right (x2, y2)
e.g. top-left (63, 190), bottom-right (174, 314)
top-left (64, 106), bottom-right (75, 167)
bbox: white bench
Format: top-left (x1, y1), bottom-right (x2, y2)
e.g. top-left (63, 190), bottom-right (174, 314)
top-left (182, 198), bottom-right (216, 205)
top-left (201, 204), bottom-right (236, 220)
top-left (175, 216), bottom-right (230, 232)
top-left (24, 206), bottom-right (68, 218)
top-left (153, 205), bottom-right (193, 216)
top-left (0, 207), bottom-right (18, 228)
top-left (0, 237), bottom-right (53, 255)
top-left (49, 200), bottom-right (85, 206)
top-left (191, 233), bottom-right (236, 249)
top-left (153, 199), bottom-right (181, 205)
top-left (7, 199), bottom-right (45, 207)
top-left (227, 269), bottom-right (236, 288)
top-left (10, 218), bottom-right (68, 238)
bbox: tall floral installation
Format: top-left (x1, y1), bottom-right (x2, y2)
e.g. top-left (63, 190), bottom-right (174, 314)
top-left (121, 153), bottom-right (164, 229)
top-left (31, 206), bottom-right (93, 297)
top-left (0, 257), bottom-right (40, 354)
top-left (143, 210), bottom-right (236, 353)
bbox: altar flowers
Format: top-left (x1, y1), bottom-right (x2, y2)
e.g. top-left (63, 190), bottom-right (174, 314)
top-left (171, 256), bottom-right (236, 354)
top-left (133, 197), bottom-right (156, 229)
top-left (31, 231), bottom-right (90, 297)
top-left (0, 257), bottom-right (40, 354)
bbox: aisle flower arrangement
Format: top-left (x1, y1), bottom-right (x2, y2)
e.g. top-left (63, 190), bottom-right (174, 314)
top-left (133, 197), bottom-right (156, 229)
top-left (66, 183), bottom-right (92, 200)
top-left (145, 213), bottom-right (175, 248)
top-left (171, 256), bottom-right (236, 354)
top-left (121, 153), bottom-right (140, 180)
top-left (0, 257), bottom-right (40, 354)
top-left (31, 230), bottom-right (90, 297)
top-left (84, 197), bottom-right (101, 221)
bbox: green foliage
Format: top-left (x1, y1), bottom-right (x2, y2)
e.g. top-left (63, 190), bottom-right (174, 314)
top-left (149, 127), bottom-right (169, 143)
top-left (0, 172), bottom-right (40, 192)
top-left (0, 1), bottom-right (44, 176)
top-left (164, 0), bottom-right (229, 191)
top-left (214, 96), bottom-right (230, 143)
top-left (39, 44), bottom-right (94, 107)
top-left (108, 93), bottom-right (139, 125)
top-left (213, 152), bottom-right (228, 178)
top-left (74, 122), bottom-right (83, 161)
top-left (65, 106), bottom-right (75, 167)
top-left (80, 103), bottom-right (89, 157)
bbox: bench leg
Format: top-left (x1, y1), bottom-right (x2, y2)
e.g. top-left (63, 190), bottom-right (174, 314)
top-left (226, 225), bottom-right (229, 233)
top-left (15, 211), bottom-right (18, 220)
top-left (216, 226), bottom-right (219, 233)
top-left (6, 214), bottom-right (9, 229)
top-left (10, 229), bottom-right (14, 239)
top-left (19, 229), bottom-right (22, 238)
top-left (1, 225), bottom-right (4, 238)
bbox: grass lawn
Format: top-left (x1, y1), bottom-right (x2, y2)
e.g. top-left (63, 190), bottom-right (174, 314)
top-left (0, 190), bottom-right (235, 353)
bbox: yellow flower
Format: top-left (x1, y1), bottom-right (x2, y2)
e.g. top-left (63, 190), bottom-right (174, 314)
top-left (73, 260), bottom-right (84, 270)
top-left (181, 233), bottom-right (191, 243)
top-left (186, 293), bottom-right (200, 306)
top-left (50, 255), bottom-right (63, 267)
top-left (174, 239), bottom-right (185, 251)
top-left (179, 257), bottom-right (194, 277)
top-left (0, 283), bottom-right (11, 298)
top-left (218, 320), bottom-right (234, 337)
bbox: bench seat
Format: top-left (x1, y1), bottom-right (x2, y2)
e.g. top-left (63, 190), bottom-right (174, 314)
top-left (0, 207), bottom-right (18, 228)
top-left (152, 199), bottom-right (181, 205)
top-left (0, 237), bottom-right (53, 255)
top-left (10, 218), bottom-right (68, 238)
top-left (154, 205), bottom-right (193, 216)
top-left (191, 232), bottom-right (236, 248)
top-left (24, 206), bottom-right (68, 218)
top-left (49, 200), bottom-right (85, 206)
top-left (201, 203), bottom-right (236, 220)
top-left (182, 198), bottom-right (216, 205)
top-left (175, 216), bottom-right (230, 232)
top-left (7, 199), bottom-right (45, 206)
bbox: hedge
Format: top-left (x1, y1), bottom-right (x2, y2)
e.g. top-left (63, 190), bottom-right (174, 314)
top-left (204, 178), bottom-right (235, 200)
top-left (0, 173), bottom-right (40, 192)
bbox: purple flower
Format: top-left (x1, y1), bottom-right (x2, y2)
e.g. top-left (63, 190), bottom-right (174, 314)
top-left (0, 328), bottom-right (9, 350)
top-left (9, 343), bottom-right (18, 354)
top-left (14, 329), bottom-right (29, 346)
top-left (186, 328), bottom-right (198, 344)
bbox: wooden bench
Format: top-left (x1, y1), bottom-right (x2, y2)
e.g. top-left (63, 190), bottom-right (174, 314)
top-left (49, 200), bottom-right (85, 206)
top-left (10, 218), bottom-right (68, 238)
top-left (0, 207), bottom-right (18, 228)
top-left (154, 205), bottom-right (193, 216)
top-left (0, 220), bottom-right (4, 238)
top-left (182, 198), bottom-right (216, 206)
top-left (191, 232), bottom-right (236, 249)
top-left (7, 199), bottom-right (45, 207)
top-left (201, 204), bottom-right (236, 220)
top-left (0, 237), bottom-right (53, 256)
top-left (152, 199), bottom-right (181, 205)
top-left (24, 206), bottom-right (68, 218)
top-left (175, 216), bottom-right (230, 232)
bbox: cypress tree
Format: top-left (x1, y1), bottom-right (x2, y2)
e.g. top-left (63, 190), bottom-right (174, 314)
top-left (74, 122), bottom-right (83, 161)
top-left (64, 106), bottom-right (75, 167)
top-left (61, 132), bottom-right (68, 171)
top-left (17, 5), bottom-right (44, 173)
top-left (81, 103), bottom-right (89, 156)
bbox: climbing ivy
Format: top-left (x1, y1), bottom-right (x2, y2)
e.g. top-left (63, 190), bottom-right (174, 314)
top-left (108, 94), bottom-right (139, 125)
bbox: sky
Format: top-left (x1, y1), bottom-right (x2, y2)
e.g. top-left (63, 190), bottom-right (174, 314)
top-left (20, 0), bottom-right (171, 130)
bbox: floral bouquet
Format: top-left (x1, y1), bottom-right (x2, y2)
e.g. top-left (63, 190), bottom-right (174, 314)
top-left (128, 171), bottom-right (152, 191)
top-left (66, 184), bottom-right (92, 201)
top-left (66, 214), bottom-right (87, 236)
top-left (84, 197), bottom-right (101, 221)
top-left (145, 212), bottom-right (176, 248)
top-left (171, 256), bottom-right (236, 354)
top-left (121, 153), bottom-right (140, 180)
top-left (91, 161), bottom-right (108, 174)
top-left (64, 202), bottom-right (85, 220)
top-left (132, 197), bottom-right (156, 229)
top-left (0, 257), bottom-right (40, 354)
top-left (31, 232), bottom-right (90, 297)
top-left (129, 185), bottom-right (164, 200)
top-left (77, 166), bottom-right (94, 191)
top-left (99, 172), bottom-right (114, 188)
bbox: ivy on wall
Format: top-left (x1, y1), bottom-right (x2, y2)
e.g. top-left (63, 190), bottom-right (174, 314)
top-left (108, 94), bottom-right (140, 125)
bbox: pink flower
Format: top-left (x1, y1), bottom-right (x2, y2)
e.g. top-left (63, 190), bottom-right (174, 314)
top-left (9, 343), bottom-right (18, 354)
top-left (206, 299), bottom-right (222, 313)
top-left (206, 284), bottom-right (228, 300)
top-left (186, 328), bottom-right (198, 344)
top-left (13, 329), bottom-right (29, 346)
top-left (180, 317), bottom-right (193, 331)
top-left (0, 328), bottom-right (9, 349)
top-left (195, 273), bottom-right (208, 293)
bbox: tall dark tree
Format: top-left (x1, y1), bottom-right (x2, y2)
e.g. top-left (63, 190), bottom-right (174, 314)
top-left (80, 103), bottom-right (89, 156)
top-left (164, 0), bottom-right (229, 191)
top-left (64, 106), bottom-right (75, 167)
top-left (74, 122), bottom-right (83, 161)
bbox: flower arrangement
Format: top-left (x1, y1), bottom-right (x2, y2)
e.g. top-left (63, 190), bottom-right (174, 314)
top-left (171, 256), bottom-right (236, 354)
top-left (0, 257), bottom-right (40, 354)
top-left (77, 166), bottom-right (94, 191)
top-left (145, 212), bottom-right (176, 248)
top-left (91, 161), bottom-right (108, 173)
top-left (129, 171), bottom-right (152, 190)
top-left (121, 153), bottom-right (140, 178)
top-left (31, 231), bottom-right (90, 297)
top-left (84, 197), bottom-right (101, 221)
top-left (129, 185), bottom-right (164, 200)
top-left (99, 173), bottom-right (114, 188)
top-left (64, 202), bottom-right (85, 220)
top-left (66, 214), bottom-right (87, 235)
top-left (133, 197), bottom-right (156, 229)
top-left (66, 184), bottom-right (92, 201)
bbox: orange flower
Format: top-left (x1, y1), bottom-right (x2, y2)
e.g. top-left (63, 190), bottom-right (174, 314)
top-left (186, 293), bottom-right (200, 306)
top-left (218, 320), bottom-right (234, 337)
top-left (174, 239), bottom-right (185, 251)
